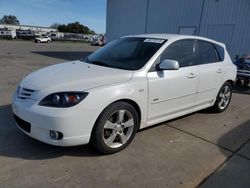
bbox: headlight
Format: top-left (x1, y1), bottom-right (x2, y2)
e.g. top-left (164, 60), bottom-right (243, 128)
top-left (39, 92), bottom-right (88, 107)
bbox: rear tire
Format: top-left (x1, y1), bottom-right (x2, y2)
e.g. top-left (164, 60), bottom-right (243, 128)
top-left (211, 82), bottom-right (232, 113)
top-left (91, 102), bottom-right (139, 154)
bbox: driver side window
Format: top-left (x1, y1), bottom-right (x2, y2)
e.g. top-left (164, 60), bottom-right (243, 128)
top-left (160, 39), bottom-right (196, 68)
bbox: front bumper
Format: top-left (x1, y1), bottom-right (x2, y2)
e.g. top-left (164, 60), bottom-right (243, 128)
top-left (12, 95), bottom-right (96, 146)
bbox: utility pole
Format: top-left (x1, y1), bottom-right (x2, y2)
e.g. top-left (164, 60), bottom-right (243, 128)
top-left (198, 0), bottom-right (205, 36)
top-left (77, 24), bottom-right (78, 41)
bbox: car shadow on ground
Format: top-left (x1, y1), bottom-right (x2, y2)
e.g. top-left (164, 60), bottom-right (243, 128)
top-left (197, 120), bottom-right (250, 188)
top-left (31, 51), bottom-right (93, 61)
top-left (218, 120), bottom-right (250, 157)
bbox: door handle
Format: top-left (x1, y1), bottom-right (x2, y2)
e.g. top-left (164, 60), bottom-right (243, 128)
top-left (217, 68), bottom-right (223, 73)
top-left (187, 73), bottom-right (196, 79)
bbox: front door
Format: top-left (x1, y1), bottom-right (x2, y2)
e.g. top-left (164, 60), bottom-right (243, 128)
top-left (147, 39), bottom-right (199, 125)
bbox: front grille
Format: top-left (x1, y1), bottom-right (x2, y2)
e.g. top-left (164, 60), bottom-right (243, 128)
top-left (17, 86), bottom-right (35, 99)
top-left (13, 114), bottom-right (31, 133)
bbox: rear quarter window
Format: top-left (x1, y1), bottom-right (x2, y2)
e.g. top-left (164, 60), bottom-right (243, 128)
top-left (197, 40), bottom-right (221, 64)
top-left (215, 44), bottom-right (225, 61)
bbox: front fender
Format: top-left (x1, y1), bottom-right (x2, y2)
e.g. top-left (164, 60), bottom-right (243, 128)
top-left (85, 78), bottom-right (148, 129)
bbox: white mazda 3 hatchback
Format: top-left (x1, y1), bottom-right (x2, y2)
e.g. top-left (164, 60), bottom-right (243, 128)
top-left (12, 34), bottom-right (236, 154)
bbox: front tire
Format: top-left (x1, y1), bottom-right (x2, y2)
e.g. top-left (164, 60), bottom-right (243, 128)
top-left (211, 82), bottom-right (232, 113)
top-left (91, 102), bottom-right (139, 154)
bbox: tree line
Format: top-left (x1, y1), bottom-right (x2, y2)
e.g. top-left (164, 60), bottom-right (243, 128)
top-left (51, 22), bottom-right (95, 34)
top-left (0, 15), bottom-right (96, 34)
top-left (0, 15), bottom-right (20, 25)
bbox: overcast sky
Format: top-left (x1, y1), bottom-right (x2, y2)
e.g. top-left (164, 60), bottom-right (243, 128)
top-left (0, 0), bottom-right (106, 33)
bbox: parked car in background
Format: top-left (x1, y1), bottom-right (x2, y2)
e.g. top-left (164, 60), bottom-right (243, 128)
top-left (91, 35), bottom-right (106, 46)
top-left (12, 34), bottom-right (236, 154)
top-left (35, 36), bottom-right (51, 43)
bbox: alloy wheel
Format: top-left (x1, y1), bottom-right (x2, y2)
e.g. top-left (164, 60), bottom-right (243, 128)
top-left (218, 85), bottom-right (231, 110)
top-left (102, 109), bottom-right (134, 148)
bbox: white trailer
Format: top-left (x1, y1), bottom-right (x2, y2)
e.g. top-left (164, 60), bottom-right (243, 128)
top-left (0, 29), bottom-right (16, 39)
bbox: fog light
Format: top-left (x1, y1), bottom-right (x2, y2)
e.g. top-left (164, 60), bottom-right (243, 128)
top-left (50, 130), bottom-right (63, 140)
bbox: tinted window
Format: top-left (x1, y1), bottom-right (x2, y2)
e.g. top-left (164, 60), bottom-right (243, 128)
top-left (215, 44), bottom-right (225, 61)
top-left (197, 41), bottom-right (220, 64)
top-left (161, 40), bottom-right (195, 67)
top-left (86, 38), bottom-right (165, 70)
top-left (112, 40), bottom-right (138, 58)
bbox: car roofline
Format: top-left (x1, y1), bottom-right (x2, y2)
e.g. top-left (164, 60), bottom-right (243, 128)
top-left (122, 34), bottom-right (225, 48)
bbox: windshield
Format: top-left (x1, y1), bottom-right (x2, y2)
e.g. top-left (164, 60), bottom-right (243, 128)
top-left (85, 37), bottom-right (165, 70)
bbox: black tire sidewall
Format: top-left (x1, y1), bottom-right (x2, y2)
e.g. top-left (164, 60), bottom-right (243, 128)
top-left (91, 102), bottom-right (139, 154)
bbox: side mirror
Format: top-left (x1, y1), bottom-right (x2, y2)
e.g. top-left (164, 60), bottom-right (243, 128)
top-left (158, 59), bottom-right (179, 70)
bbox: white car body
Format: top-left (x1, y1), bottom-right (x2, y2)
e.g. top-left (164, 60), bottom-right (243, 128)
top-left (12, 34), bottom-right (236, 148)
top-left (35, 36), bottom-right (51, 43)
top-left (91, 36), bottom-right (106, 46)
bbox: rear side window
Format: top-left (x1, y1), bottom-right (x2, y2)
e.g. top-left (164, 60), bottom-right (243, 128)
top-left (161, 40), bottom-right (195, 67)
top-left (197, 40), bottom-right (220, 64)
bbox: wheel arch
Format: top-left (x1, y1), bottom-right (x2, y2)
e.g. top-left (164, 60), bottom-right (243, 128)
top-left (90, 98), bottom-right (142, 140)
top-left (102, 98), bottom-right (142, 129)
top-left (114, 99), bottom-right (142, 128)
top-left (225, 80), bottom-right (234, 87)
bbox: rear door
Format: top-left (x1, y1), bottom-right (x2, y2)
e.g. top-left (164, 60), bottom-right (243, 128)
top-left (195, 40), bottom-right (224, 106)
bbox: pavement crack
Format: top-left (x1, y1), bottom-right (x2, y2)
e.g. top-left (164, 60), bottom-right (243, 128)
top-left (165, 123), bottom-right (235, 153)
top-left (195, 152), bottom-right (234, 188)
top-left (165, 124), bottom-right (250, 187)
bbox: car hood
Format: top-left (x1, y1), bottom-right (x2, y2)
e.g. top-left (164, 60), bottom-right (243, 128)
top-left (21, 60), bottom-right (133, 92)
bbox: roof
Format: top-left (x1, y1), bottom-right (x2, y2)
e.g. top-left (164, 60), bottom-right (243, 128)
top-left (125, 33), bottom-right (181, 40)
top-left (124, 33), bottom-right (225, 46)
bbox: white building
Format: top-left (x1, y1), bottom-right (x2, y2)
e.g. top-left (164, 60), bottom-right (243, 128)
top-left (0, 24), bottom-right (57, 33)
top-left (0, 24), bottom-right (57, 38)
